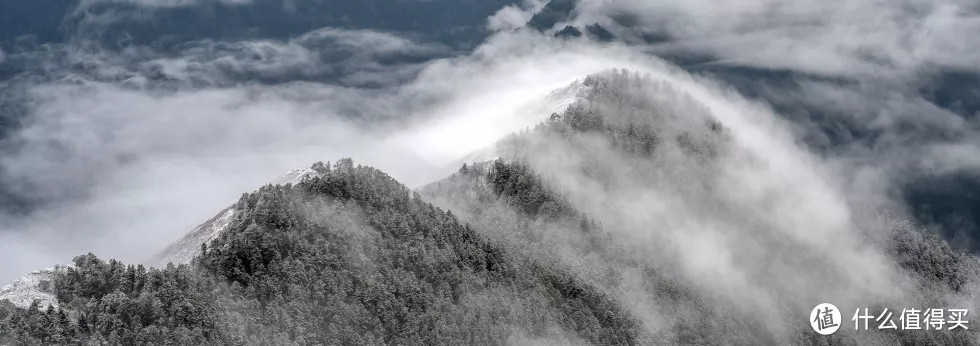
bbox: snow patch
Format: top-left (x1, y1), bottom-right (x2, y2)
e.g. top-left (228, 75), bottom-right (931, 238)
top-left (148, 207), bottom-right (236, 267)
top-left (0, 268), bottom-right (59, 310)
top-left (275, 167), bottom-right (318, 185)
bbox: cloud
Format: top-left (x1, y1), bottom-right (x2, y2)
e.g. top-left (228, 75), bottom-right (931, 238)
top-left (574, 0), bottom-right (980, 78)
top-left (0, 30), bottom-right (632, 284)
top-left (138, 28), bottom-right (451, 87)
top-left (487, 0), bottom-right (550, 32)
top-left (551, 0), bottom-right (980, 255)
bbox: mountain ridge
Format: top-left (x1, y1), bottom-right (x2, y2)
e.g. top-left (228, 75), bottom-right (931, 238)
top-left (2, 70), bottom-right (978, 345)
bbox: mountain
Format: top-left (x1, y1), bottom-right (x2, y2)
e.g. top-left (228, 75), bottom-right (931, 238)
top-left (2, 71), bottom-right (979, 345)
top-left (0, 167), bottom-right (323, 313)
top-left (426, 70), bottom-right (980, 344)
top-left (1, 158), bottom-right (638, 344)
top-left (0, 269), bottom-right (59, 311)
top-left (148, 167), bottom-right (323, 267)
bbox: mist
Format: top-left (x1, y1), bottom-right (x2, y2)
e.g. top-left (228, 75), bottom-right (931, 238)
top-left (0, 26), bottom-right (640, 283)
top-left (1, 1), bottom-right (979, 343)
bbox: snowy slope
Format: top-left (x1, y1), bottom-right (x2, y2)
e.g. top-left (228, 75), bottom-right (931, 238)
top-left (0, 166), bottom-right (324, 307)
top-left (148, 166), bottom-right (322, 267)
top-left (148, 207), bottom-right (237, 267)
top-left (0, 268), bottom-right (58, 309)
top-left (274, 167), bottom-right (317, 185)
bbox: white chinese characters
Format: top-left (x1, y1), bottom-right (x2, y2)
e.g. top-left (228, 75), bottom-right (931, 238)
top-left (852, 308), bottom-right (969, 331)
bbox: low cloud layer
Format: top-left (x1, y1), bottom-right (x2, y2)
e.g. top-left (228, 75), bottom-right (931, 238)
top-left (0, 27), bottom-right (607, 283)
top-left (533, 0), bottom-right (980, 252)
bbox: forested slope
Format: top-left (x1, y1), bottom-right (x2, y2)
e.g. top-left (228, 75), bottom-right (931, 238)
top-left (1, 159), bottom-right (639, 345)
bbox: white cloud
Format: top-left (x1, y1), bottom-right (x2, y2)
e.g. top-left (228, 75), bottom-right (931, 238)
top-left (0, 32), bottom-right (632, 283)
top-left (576, 0), bottom-right (980, 78)
top-left (487, 0), bottom-right (550, 32)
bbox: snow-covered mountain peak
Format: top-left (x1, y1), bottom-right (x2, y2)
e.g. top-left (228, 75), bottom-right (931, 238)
top-left (0, 268), bottom-right (59, 310)
top-left (147, 164), bottom-right (327, 267)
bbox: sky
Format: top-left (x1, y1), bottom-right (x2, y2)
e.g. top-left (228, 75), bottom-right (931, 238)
top-left (0, 0), bottom-right (978, 301)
